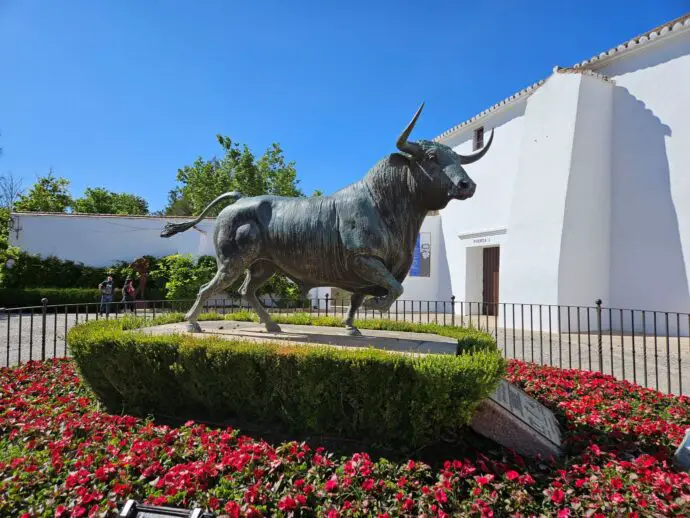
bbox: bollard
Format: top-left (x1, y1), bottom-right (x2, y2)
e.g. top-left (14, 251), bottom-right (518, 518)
top-left (41, 298), bottom-right (48, 361)
top-left (595, 299), bottom-right (603, 373)
top-left (325, 293), bottom-right (329, 317)
top-left (451, 296), bottom-right (456, 327)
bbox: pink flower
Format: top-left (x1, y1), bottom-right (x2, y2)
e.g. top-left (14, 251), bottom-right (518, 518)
top-left (325, 476), bottom-right (338, 492)
top-left (224, 502), bottom-right (240, 518)
top-left (278, 496), bottom-right (297, 511)
top-left (551, 488), bottom-right (565, 504)
top-left (361, 478), bottom-right (375, 491)
top-left (505, 470), bottom-right (519, 481)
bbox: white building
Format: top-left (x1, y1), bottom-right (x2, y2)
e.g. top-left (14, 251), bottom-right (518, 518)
top-left (434, 13), bottom-right (690, 331)
top-left (8, 14), bottom-right (690, 331)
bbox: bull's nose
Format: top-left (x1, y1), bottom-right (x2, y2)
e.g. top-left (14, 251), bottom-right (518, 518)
top-left (459, 180), bottom-right (470, 190)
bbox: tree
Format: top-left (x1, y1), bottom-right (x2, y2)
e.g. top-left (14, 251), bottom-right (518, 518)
top-left (0, 171), bottom-right (24, 210)
top-left (72, 187), bottom-right (148, 215)
top-left (14, 170), bottom-right (72, 213)
top-left (311, 189), bottom-right (324, 197)
top-left (165, 134), bottom-right (304, 216)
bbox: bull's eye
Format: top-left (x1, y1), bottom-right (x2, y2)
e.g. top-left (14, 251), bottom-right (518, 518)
top-left (426, 150), bottom-right (437, 161)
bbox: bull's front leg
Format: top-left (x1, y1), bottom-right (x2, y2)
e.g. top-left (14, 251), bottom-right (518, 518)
top-left (351, 256), bottom-right (403, 313)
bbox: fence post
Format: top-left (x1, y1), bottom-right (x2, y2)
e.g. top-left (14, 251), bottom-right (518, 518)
top-left (451, 296), bottom-right (456, 327)
top-left (3, 307), bottom-right (8, 368)
top-left (41, 298), bottom-right (48, 361)
top-left (325, 293), bottom-right (329, 317)
top-left (595, 299), bottom-right (603, 372)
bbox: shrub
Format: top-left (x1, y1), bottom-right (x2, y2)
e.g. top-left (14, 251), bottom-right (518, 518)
top-left (0, 287), bottom-right (170, 308)
top-left (149, 254), bottom-right (217, 300)
top-left (68, 317), bottom-right (505, 449)
top-left (0, 287), bottom-right (122, 307)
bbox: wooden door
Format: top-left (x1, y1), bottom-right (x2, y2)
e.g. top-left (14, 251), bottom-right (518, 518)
top-left (482, 247), bottom-right (500, 316)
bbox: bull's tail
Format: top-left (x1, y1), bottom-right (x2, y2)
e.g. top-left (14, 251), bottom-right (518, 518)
top-left (160, 191), bottom-right (242, 238)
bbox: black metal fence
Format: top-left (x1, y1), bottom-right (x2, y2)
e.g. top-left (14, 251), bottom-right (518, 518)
top-left (1, 296), bottom-right (688, 396)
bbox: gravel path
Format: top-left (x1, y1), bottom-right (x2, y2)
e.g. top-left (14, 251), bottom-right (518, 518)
top-left (2, 306), bottom-right (688, 396)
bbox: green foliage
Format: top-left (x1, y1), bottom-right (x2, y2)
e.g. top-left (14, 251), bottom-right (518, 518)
top-left (14, 171), bottom-right (72, 213)
top-left (68, 317), bottom-right (505, 449)
top-left (149, 254), bottom-right (218, 300)
top-left (72, 187), bottom-right (148, 215)
top-left (2, 250), bottom-right (109, 289)
top-left (0, 251), bottom-right (165, 301)
top-left (165, 135), bottom-right (303, 216)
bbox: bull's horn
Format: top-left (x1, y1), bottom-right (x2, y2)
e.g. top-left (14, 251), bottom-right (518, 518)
top-left (458, 128), bottom-right (494, 165)
top-left (396, 102), bottom-right (425, 158)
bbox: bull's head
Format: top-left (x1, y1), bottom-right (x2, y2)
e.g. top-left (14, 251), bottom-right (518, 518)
top-left (396, 103), bottom-right (494, 210)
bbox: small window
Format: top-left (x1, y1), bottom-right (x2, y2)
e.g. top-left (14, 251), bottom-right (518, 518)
top-left (473, 126), bottom-right (484, 151)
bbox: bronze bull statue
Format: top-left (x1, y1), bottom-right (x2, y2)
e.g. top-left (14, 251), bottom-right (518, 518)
top-left (161, 103), bottom-right (494, 335)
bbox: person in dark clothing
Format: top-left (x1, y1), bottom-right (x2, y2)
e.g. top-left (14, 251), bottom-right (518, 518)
top-left (98, 275), bottom-right (115, 315)
top-left (121, 279), bottom-right (136, 313)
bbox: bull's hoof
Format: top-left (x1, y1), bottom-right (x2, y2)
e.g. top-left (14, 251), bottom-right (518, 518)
top-left (264, 321), bottom-right (282, 333)
top-left (186, 322), bottom-right (202, 333)
top-left (345, 326), bottom-right (362, 337)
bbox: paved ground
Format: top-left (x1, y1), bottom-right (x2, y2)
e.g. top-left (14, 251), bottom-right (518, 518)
top-left (2, 307), bottom-right (688, 396)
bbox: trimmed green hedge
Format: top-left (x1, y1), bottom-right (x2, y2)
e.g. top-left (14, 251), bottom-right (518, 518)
top-left (0, 287), bottom-right (171, 308)
top-left (68, 315), bottom-right (505, 449)
top-left (0, 288), bottom-right (122, 307)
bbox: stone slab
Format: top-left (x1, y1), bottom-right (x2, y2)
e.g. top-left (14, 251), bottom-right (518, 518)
top-left (139, 320), bottom-right (459, 356)
top-left (471, 380), bottom-right (563, 459)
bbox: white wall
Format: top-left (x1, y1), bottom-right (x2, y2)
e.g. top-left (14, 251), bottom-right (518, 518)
top-left (558, 73), bottom-right (613, 311)
top-left (9, 213), bottom-right (216, 267)
top-left (599, 30), bottom-right (690, 318)
top-left (500, 72), bottom-right (582, 324)
top-left (400, 214), bottom-right (451, 302)
top-left (439, 101), bottom-right (527, 305)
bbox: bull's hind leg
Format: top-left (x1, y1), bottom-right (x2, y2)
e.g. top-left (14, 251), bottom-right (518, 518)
top-left (352, 256), bottom-right (404, 313)
top-left (240, 261), bottom-right (282, 333)
top-left (184, 267), bottom-right (243, 332)
top-left (185, 221), bottom-right (262, 332)
top-left (343, 293), bottom-right (364, 336)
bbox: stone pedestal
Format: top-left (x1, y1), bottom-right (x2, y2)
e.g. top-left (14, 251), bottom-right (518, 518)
top-left (471, 380), bottom-right (563, 459)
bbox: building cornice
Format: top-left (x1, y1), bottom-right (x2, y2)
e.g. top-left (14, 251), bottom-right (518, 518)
top-left (434, 13), bottom-right (690, 144)
top-left (572, 13), bottom-right (690, 70)
top-left (433, 80), bottom-right (545, 143)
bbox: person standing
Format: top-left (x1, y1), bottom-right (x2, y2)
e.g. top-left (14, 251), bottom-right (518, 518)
top-left (121, 278), bottom-right (136, 313)
top-left (98, 275), bottom-right (115, 315)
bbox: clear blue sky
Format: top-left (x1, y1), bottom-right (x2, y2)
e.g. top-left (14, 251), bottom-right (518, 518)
top-left (1, 1), bottom-right (687, 212)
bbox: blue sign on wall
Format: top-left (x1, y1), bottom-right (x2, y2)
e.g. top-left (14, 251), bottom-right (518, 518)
top-left (409, 232), bottom-right (431, 277)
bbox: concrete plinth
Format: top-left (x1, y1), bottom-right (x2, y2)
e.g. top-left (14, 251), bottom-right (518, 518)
top-left (139, 320), bottom-right (459, 356)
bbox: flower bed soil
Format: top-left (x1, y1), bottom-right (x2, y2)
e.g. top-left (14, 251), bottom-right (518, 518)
top-left (1, 359), bottom-right (690, 517)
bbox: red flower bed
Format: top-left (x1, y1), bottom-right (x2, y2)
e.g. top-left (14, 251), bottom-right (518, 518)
top-left (1, 359), bottom-right (689, 517)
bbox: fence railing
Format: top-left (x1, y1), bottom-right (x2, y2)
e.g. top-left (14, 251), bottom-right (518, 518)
top-left (1, 296), bottom-right (688, 396)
